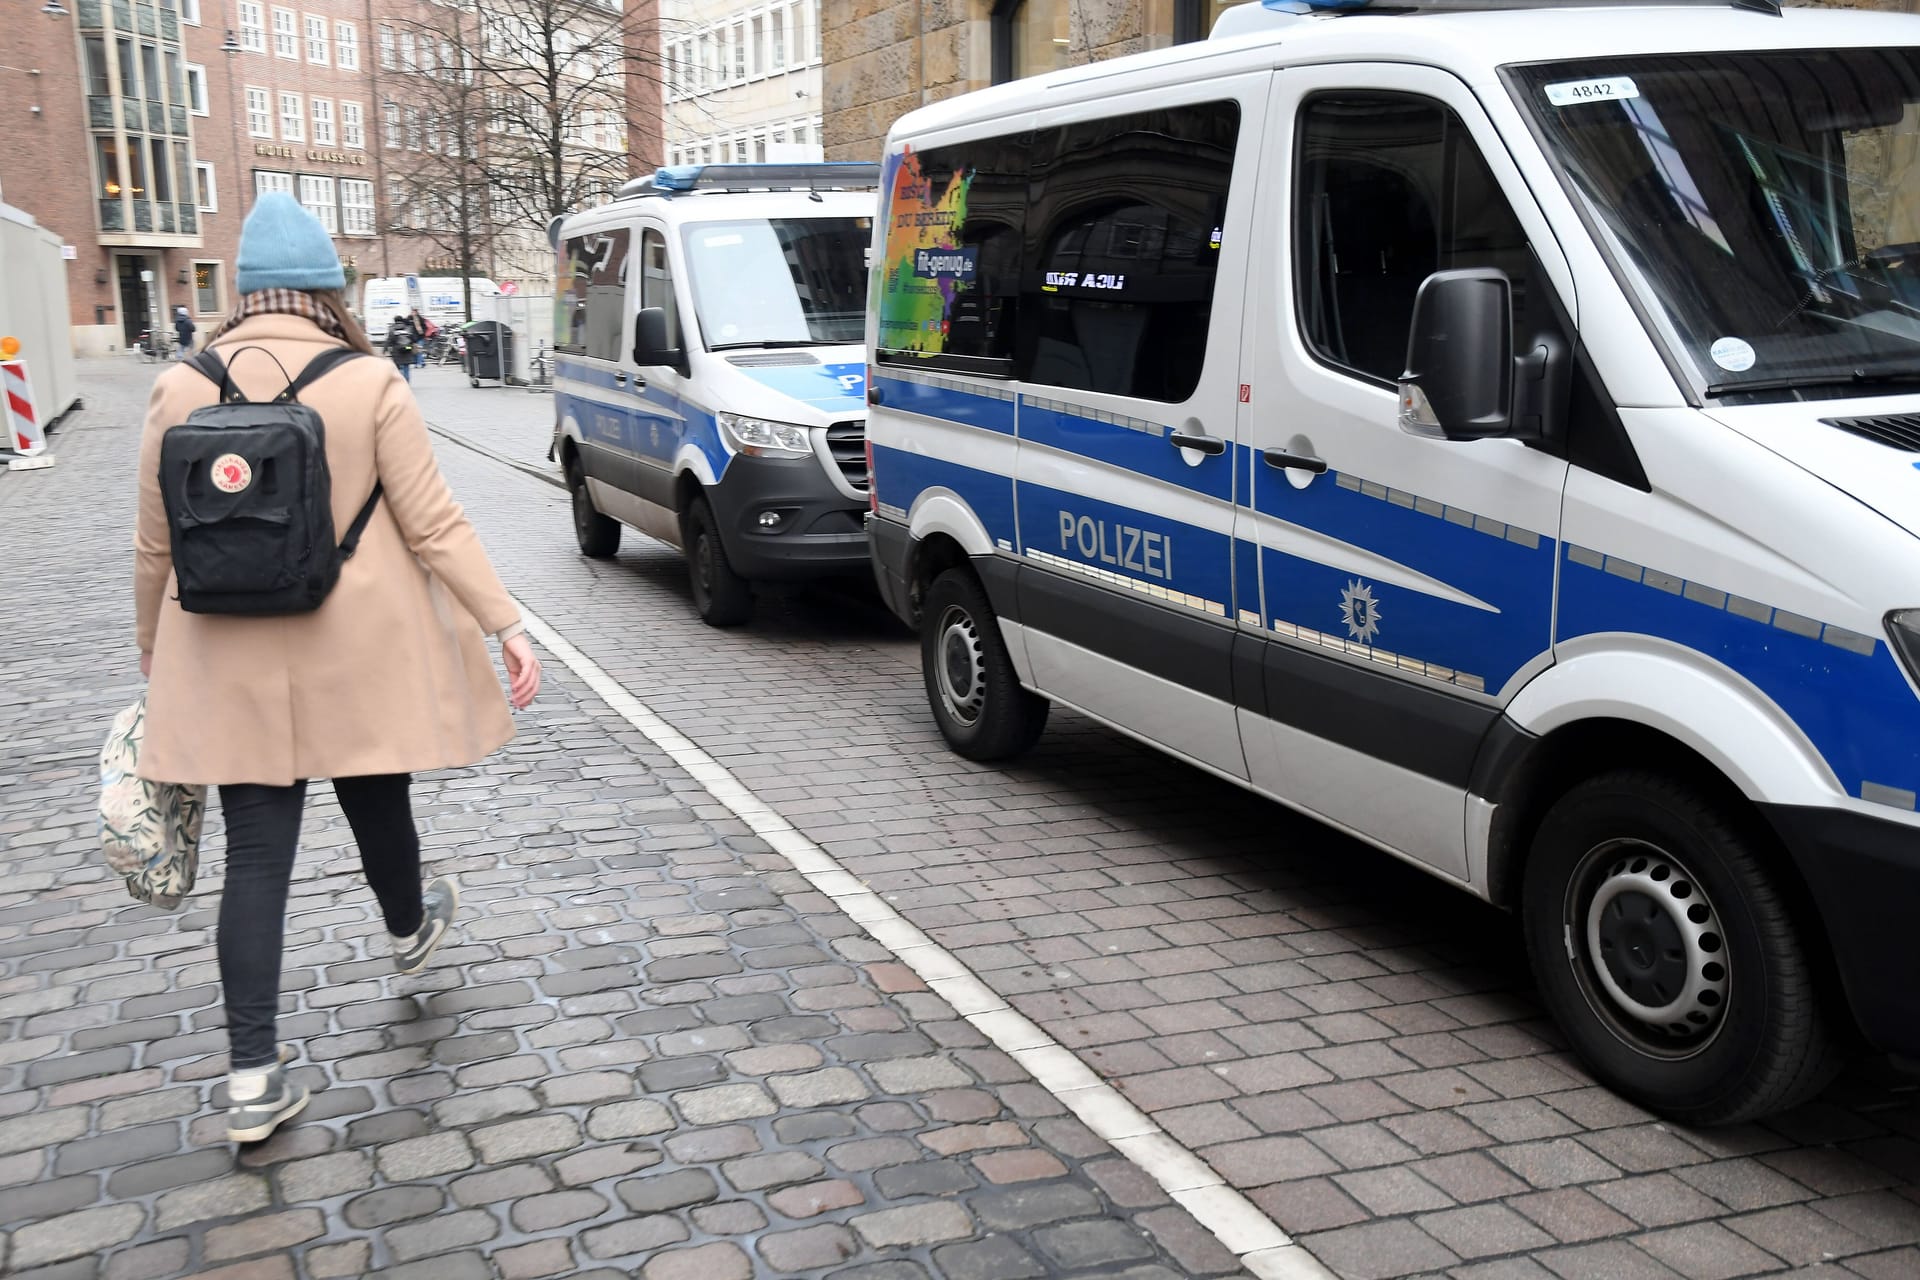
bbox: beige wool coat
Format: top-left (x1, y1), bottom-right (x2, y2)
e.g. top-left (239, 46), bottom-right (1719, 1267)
top-left (134, 313), bottom-right (520, 786)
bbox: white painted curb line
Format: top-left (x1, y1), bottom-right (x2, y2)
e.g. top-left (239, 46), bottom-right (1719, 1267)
top-left (520, 606), bottom-right (1338, 1280)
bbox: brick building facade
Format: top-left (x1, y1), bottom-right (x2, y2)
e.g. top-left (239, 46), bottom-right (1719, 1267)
top-left (5, 0), bottom-right (661, 355)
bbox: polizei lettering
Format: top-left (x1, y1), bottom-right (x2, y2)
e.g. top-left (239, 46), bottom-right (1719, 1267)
top-left (1059, 511), bottom-right (1171, 581)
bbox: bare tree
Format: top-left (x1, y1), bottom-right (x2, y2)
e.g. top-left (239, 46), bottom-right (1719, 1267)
top-left (381, 0), bottom-right (674, 302)
top-left (380, 3), bottom-right (495, 322)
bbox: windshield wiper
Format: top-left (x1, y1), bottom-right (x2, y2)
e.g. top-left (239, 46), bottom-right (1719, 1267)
top-left (1705, 370), bottom-right (1920, 397)
top-left (707, 339), bottom-right (828, 351)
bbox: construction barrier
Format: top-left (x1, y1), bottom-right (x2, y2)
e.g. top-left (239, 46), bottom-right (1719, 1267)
top-left (2, 359), bottom-right (45, 455)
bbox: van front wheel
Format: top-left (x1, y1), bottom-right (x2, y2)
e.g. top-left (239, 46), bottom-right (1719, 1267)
top-left (1522, 772), bottom-right (1839, 1125)
top-left (921, 569), bottom-right (1047, 761)
top-left (685, 497), bottom-right (753, 627)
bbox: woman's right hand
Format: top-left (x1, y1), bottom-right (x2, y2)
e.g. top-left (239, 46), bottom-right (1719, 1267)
top-left (503, 633), bottom-right (541, 709)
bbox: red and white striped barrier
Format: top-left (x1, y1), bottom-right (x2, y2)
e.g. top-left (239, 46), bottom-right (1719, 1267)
top-left (2, 359), bottom-right (47, 456)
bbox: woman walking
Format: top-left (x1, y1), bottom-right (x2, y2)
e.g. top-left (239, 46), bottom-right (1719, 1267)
top-left (133, 194), bottom-right (541, 1143)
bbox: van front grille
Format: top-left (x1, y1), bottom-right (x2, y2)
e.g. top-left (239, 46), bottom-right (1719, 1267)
top-left (825, 421), bottom-right (867, 492)
top-left (1823, 412), bottom-right (1920, 453)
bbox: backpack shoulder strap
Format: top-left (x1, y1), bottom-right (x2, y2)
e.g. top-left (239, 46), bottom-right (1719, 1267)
top-left (276, 347), bottom-right (370, 404)
top-left (186, 350), bottom-right (247, 404)
top-left (339, 482), bottom-right (384, 560)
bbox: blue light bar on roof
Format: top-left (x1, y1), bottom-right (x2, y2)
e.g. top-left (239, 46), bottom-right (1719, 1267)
top-left (649, 162), bottom-right (881, 193)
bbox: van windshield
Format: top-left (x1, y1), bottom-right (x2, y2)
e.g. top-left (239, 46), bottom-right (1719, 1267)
top-left (681, 217), bottom-right (869, 350)
top-left (1514, 48), bottom-right (1920, 398)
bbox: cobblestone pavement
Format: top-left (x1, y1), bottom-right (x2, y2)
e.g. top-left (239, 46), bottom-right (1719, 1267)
top-left (1, 360), bottom-right (1917, 1280)
top-left (0, 362), bottom-right (1251, 1280)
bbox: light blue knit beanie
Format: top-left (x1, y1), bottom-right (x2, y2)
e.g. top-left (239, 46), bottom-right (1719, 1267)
top-left (235, 192), bottom-right (345, 294)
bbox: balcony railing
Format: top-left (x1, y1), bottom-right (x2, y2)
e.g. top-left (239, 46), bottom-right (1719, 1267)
top-left (160, 8), bottom-right (178, 39)
top-left (133, 201), bottom-right (152, 232)
top-left (158, 203), bottom-right (175, 233)
top-left (88, 96), bottom-right (115, 129)
top-left (179, 205), bottom-right (197, 234)
top-left (170, 104), bottom-right (188, 135)
top-left (99, 199), bottom-right (125, 231)
top-left (146, 100), bottom-right (165, 133)
top-left (112, 0), bottom-right (131, 31)
top-left (77, 0), bottom-right (101, 27)
top-left (135, 5), bottom-right (155, 35)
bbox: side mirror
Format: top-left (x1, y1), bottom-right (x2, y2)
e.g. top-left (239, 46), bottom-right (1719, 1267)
top-left (634, 307), bottom-right (686, 374)
top-left (1399, 268), bottom-right (1513, 440)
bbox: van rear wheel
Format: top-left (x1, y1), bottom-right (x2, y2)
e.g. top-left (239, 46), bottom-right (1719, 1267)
top-left (685, 496), bottom-right (753, 628)
top-left (567, 460), bottom-right (620, 559)
top-left (1522, 771), bottom-right (1839, 1125)
top-left (921, 569), bottom-right (1047, 761)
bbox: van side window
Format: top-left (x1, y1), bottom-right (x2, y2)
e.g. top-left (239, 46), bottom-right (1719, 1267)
top-left (640, 228), bottom-right (680, 350)
top-left (875, 136), bottom-right (1030, 374)
top-left (558, 227), bottom-right (630, 362)
top-left (1296, 93), bottom-right (1539, 386)
top-left (1021, 102), bottom-right (1239, 402)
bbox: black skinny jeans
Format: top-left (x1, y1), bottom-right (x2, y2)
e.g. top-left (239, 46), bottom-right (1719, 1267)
top-left (218, 774), bottom-right (423, 1070)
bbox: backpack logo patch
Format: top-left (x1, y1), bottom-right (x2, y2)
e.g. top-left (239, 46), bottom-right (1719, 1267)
top-left (211, 454), bottom-right (252, 493)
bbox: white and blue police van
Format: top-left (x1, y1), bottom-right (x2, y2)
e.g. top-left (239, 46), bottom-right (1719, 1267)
top-left (551, 164), bottom-right (876, 625)
top-left (865, 0), bottom-right (1920, 1122)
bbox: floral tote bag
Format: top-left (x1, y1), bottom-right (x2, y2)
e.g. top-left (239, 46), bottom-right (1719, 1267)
top-left (98, 698), bottom-right (205, 910)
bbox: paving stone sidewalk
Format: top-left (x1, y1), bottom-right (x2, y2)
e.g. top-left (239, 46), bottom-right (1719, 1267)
top-left (0, 362), bottom-right (1251, 1280)
top-left (415, 371), bottom-right (1920, 1280)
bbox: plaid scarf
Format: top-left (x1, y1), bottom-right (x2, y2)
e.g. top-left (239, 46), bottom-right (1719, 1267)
top-left (207, 289), bottom-right (348, 345)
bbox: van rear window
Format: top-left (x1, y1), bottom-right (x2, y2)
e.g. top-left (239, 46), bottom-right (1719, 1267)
top-left (877, 101), bottom-right (1240, 402)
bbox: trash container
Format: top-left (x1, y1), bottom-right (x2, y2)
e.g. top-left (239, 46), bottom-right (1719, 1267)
top-left (465, 321), bottom-right (512, 387)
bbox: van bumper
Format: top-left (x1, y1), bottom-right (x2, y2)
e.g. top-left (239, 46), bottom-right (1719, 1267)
top-left (867, 513), bottom-right (914, 624)
top-left (709, 453), bottom-right (868, 580)
top-left (1763, 802), bottom-right (1920, 1059)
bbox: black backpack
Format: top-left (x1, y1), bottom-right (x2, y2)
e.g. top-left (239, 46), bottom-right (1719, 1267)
top-left (159, 346), bottom-right (382, 616)
top-left (388, 318), bottom-right (416, 354)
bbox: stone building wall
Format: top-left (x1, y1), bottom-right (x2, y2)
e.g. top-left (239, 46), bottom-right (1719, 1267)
top-left (823, 0), bottom-right (1920, 163)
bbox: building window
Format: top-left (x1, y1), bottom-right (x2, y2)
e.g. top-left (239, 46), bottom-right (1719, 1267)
top-left (184, 62), bottom-right (208, 114)
top-left (335, 21), bottom-right (358, 70)
top-left (179, 0), bottom-right (200, 25)
top-left (193, 161), bottom-right (216, 211)
top-left (404, 106), bottom-right (421, 151)
top-left (305, 14), bottom-right (328, 64)
top-left (311, 97), bottom-right (334, 145)
top-left (280, 92), bottom-right (303, 141)
top-left (769, 11), bottom-right (785, 69)
top-left (789, 2), bottom-right (806, 64)
top-left (272, 7), bottom-right (298, 59)
top-left (992, 0), bottom-right (1069, 85)
top-left (193, 261), bottom-right (221, 313)
top-left (298, 174), bottom-right (337, 232)
top-left (341, 178), bottom-right (374, 235)
top-left (238, 1), bottom-right (265, 52)
top-left (383, 102), bottom-right (400, 148)
top-left (340, 100), bottom-right (364, 148)
top-left (378, 25), bottom-right (395, 70)
top-left (732, 22), bottom-right (746, 80)
top-left (399, 30), bottom-right (415, 72)
top-left (245, 86), bottom-right (271, 137)
top-left (255, 169), bottom-right (293, 197)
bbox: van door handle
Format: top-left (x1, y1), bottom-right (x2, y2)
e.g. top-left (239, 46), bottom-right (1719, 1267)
top-left (1263, 447), bottom-right (1327, 474)
top-left (614, 371), bottom-right (628, 385)
top-left (1168, 431), bottom-right (1225, 456)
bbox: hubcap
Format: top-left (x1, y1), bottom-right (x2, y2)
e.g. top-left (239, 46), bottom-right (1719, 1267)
top-left (1569, 841), bottom-right (1729, 1055)
top-left (934, 604), bottom-right (986, 727)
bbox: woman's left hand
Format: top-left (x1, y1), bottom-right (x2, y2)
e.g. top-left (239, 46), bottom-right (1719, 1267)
top-left (502, 633), bottom-right (541, 709)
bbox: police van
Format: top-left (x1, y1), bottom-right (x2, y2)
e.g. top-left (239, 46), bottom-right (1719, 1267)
top-left (551, 164), bottom-right (876, 625)
top-left (865, 0), bottom-right (1920, 1122)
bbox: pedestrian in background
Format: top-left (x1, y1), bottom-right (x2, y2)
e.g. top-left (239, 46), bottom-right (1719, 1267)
top-left (412, 308), bottom-right (436, 369)
top-left (172, 306), bottom-right (195, 360)
top-left (132, 193), bottom-right (542, 1144)
top-left (386, 310), bottom-right (420, 382)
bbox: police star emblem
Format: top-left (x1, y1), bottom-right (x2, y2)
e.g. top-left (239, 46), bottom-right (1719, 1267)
top-left (1340, 580), bottom-right (1382, 646)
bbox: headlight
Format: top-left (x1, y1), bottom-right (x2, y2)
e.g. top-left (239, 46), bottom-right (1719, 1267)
top-left (1888, 610), bottom-right (1920, 682)
top-left (718, 413), bottom-right (812, 458)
